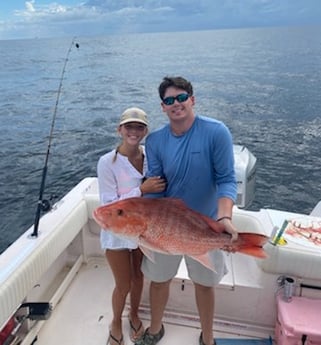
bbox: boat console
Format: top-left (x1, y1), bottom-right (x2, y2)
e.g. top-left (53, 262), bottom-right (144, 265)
top-left (233, 144), bottom-right (256, 209)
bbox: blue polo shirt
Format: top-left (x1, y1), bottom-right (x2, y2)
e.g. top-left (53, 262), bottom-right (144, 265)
top-left (145, 115), bottom-right (237, 218)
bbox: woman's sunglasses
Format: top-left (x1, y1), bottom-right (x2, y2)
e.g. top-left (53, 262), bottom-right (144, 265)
top-left (162, 93), bottom-right (190, 106)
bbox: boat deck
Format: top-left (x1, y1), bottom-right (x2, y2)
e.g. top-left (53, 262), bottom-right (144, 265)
top-left (2, 178), bottom-right (320, 345)
top-left (33, 256), bottom-right (273, 345)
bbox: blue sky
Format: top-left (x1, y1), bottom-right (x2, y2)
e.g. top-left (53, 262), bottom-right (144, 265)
top-left (1, 0), bottom-right (321, 40)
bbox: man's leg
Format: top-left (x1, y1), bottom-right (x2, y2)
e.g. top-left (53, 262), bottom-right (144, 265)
top-left (137, 253), bottom-right (182, 344)
top-left (148, 280), bottom-right (171, 334)
top-left (185, 252), bottom-right (227, 345)
top-left (195, 283), bottom-right (214, 345)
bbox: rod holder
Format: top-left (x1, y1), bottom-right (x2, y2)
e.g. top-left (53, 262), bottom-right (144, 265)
top-left (283, 277), bottom-right (295, 302)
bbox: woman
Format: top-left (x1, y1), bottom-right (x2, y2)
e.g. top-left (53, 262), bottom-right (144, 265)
top-left (97, 107), bottom-right (166, 345)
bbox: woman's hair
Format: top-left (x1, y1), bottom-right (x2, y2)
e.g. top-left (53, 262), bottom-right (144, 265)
top-left (112, 145), bottom-right (120, 163)
top-left (158, 76), bottom-right (193, 100)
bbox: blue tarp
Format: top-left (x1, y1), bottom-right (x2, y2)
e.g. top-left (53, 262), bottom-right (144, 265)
top-left (216, 338), bottom-right (273, 345)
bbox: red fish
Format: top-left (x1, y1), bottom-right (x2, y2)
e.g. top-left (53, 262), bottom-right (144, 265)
top-left (93, 197), bottom-right (268, 270)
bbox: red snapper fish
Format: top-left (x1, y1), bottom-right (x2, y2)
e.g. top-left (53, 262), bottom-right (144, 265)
top-left (93, 197), bottom-right (268, 270)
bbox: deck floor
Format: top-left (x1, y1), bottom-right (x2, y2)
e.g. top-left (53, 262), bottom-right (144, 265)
top-left (35, 257), bottom-right (273, 345)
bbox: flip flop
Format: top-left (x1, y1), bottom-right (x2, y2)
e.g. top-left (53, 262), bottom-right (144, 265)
top-left (129, 319), bottom-right (144, 342)
top-left (107, 332), bottom-right (124, 345)
top-left (199, 332), bottom-right (217, 345)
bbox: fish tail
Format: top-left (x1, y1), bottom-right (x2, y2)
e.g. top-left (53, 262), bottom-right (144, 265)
top-left (237, 233), bottom-right (268, 258)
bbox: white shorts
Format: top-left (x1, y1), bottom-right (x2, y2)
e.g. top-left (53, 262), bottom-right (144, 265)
top-left (141, 250), bottom-right (227, 287)
top-left (100, 229), bottom-right (138, 250)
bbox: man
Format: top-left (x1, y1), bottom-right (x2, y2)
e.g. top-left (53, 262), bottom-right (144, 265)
top-left (137, 76), bottom-right (238, 345)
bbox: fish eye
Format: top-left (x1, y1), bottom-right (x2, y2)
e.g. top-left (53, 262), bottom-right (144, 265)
top-left (116, 209), bottom-right (123, 216)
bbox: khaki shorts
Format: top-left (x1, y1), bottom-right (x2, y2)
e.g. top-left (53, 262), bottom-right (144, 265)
top-left (141, 250), bottom-right (227, 287)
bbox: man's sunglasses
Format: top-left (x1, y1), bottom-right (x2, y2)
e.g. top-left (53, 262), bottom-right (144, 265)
top-left (162, 93), bottom-right (190, 106)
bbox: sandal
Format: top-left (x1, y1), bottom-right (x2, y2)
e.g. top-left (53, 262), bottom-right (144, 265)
top-left (107, 332), bottom-right (124, 345)
top-left (129, 319), bottom-right (144, 342)
top-left (135, 324), bottom-right (165, 345)
top-left (199, 332), bottom-right (216, 345)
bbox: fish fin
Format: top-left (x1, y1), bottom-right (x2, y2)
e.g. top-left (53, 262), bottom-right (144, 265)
top-left (188, 254), bottom-right (217, 273)
top-left (237, 233), bottom-right (269, 258)
top-left (237, 247), bottom-right (267, 258)
top-left (139, 245), bottom-right (155, 263)
top-left (239, 233), bottom-right (268, 246)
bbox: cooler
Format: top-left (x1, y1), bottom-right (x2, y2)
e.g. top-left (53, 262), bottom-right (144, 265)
top-left (275, 295), bottom-right (321, 345)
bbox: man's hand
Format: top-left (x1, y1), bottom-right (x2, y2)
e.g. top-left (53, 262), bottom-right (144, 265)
top-left (219, 218), bottom-right (238, 242)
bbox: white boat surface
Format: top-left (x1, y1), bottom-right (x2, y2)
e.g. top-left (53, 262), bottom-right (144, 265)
top-left (1, 160), bottom-right (321, 344)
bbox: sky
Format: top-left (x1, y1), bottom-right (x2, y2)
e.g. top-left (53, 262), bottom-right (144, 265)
top-left (1, 0), bottom-right (321, 40)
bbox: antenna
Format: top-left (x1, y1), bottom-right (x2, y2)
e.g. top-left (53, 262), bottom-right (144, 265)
top-left (30, 37), bottom-right (79, 238)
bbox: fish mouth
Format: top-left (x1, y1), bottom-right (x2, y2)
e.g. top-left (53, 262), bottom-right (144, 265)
top-left (92, 209), bottom-right (105, 228)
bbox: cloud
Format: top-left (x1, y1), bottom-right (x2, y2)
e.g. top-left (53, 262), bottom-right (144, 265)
top-left (15, 1), bottom-right (83, 23)
top-left (25, 1), bottom-right (36, 13)
top-left (83, 0), bottom-right (321, 29)
top-left (1, 0), bottom-right (321, 40)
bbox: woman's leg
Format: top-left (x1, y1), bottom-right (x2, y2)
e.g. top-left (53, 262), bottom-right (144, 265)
top-left (129, 248), bottom-right (144, 339)
top-left (106, 249), bottom-right (131, 344)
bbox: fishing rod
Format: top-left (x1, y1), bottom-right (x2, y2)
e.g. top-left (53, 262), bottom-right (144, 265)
top-left (31, 37), bottom-right (79, 238)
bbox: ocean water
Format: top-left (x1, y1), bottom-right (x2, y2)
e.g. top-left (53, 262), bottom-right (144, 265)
top-left (1, 25), bottom-right (321, 253)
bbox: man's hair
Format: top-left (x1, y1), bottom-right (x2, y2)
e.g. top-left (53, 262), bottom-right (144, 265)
top-left (158, 76), bottom-right (193, 100)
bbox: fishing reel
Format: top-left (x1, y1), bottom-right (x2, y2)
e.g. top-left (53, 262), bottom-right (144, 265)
top-left (38, 194), bottom-right (58, 212)
top-left (30, 194), bottom-right (58, 237)
top-left (39, 199), bottom-right (51, 212)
